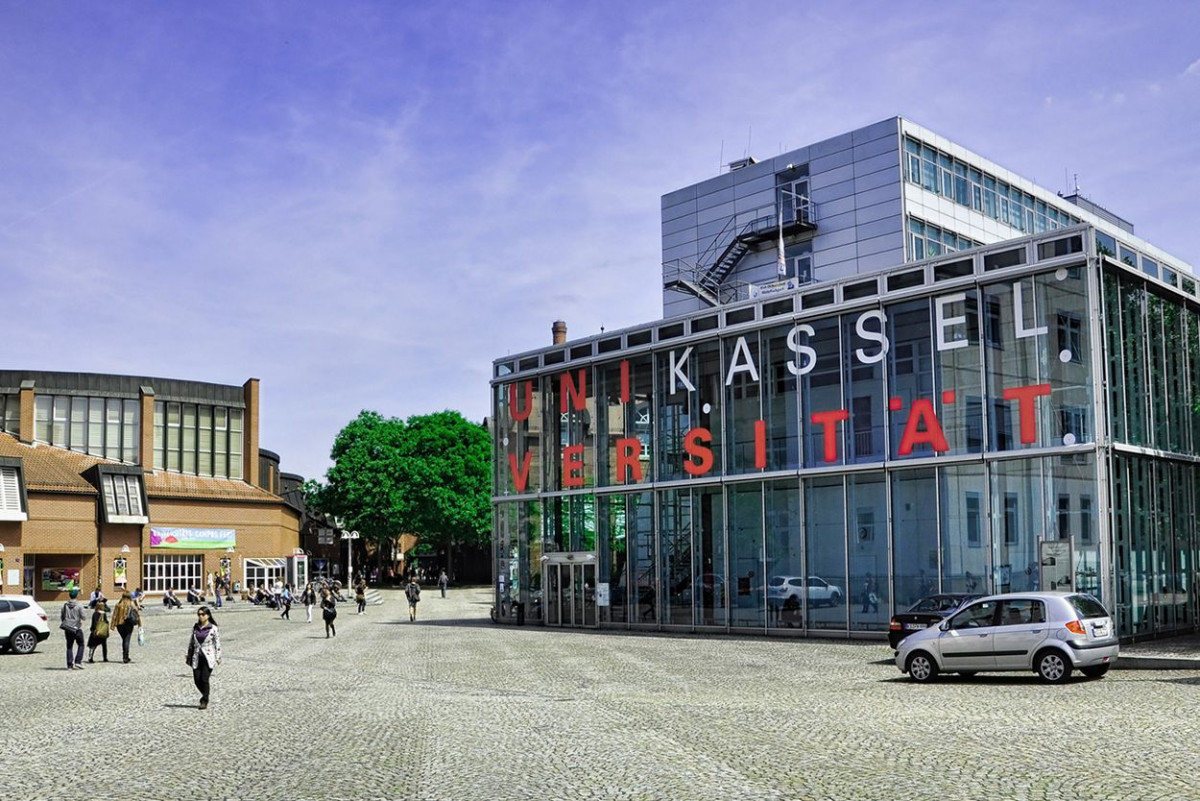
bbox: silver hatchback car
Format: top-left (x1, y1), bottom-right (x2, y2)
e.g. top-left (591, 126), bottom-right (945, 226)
top-left (895, 591), bottom-right (1119, 683)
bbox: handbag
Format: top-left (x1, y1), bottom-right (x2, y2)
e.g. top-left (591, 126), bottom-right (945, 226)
top-left (137, 626), bottom-right (145, 646)
top-left (94, 618), bottom-right (110, 638)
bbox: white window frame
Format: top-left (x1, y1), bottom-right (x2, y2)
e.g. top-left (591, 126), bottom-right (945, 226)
top-left (100, 473), bottom-right (148, 524)
top-left (243, 558), bottom-right (287, 592)
top-left (0, 465), bottom-right (27, 521)
top-left (142, 554), bottom-right (203, 594)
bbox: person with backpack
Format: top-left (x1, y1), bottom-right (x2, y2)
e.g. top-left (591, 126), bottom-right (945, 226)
top-left (405, 577), bottom-right (421, 622)
top-left (60, 588), bottom-right (87, 670)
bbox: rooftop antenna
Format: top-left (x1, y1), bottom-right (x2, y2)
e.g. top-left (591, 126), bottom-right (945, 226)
top-left (719, 140), bottom-right (724, 172)
top-left (746, 126), bottom-right (753, 159)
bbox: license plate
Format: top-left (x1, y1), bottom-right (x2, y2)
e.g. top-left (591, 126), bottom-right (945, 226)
top-left (905, 623), bottom-right (926, 630)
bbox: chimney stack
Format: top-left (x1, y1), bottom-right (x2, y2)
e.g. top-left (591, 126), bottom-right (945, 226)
top-left (551, 320), bottom-right (567, 345)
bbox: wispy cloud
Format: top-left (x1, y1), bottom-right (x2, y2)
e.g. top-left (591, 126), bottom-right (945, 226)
top-left (1, 1), bottom-right (1198, 480)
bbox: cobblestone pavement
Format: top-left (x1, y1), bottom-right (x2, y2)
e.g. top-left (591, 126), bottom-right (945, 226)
top-left (6, 589), bottom-right (1200, 801)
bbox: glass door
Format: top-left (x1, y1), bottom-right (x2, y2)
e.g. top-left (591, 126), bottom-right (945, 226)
top-left (546, 558), bottom-right (598, 628)
top-left (546, 564), bottom-right (562, 626)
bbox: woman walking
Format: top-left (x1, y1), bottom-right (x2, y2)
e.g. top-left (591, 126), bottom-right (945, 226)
top-left (87, 599), bottom-right (111, 663)
top-left (184, 606), bottom-right (222, 710)
top-left (301, 583), bottom-right (316, 623)
top-left (111, 591), bottom-right (141, 663)
top-left (321, 589), bottom-right (337, 638)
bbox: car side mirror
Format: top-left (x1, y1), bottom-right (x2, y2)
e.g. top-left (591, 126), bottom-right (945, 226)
top-left (939, 621), bottom-right (950, 631)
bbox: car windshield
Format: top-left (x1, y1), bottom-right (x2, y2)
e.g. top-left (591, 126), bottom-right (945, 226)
top-left (1069, 594), bottom-right (1110, 619)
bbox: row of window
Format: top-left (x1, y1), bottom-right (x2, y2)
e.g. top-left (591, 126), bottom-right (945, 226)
top-left (904, 137), bottom-right (1082, 235)
top-left (908, 217), bottom-right (983, 261)
top-left (8, 394), bottom-right (143, 465)
top-left (1095, 230), bottom-right (1189, 290)
top-left (152, 401), bottom-right (245, 480)
top-left (140, 555), bottom-right (283, 593)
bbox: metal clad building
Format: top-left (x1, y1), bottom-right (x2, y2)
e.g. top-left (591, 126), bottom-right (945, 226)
top-left (491, 117), bottom-right (1198, 642)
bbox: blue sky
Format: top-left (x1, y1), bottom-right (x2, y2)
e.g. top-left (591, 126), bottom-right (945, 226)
top-left (3, 1), bottom-right (1198, 482)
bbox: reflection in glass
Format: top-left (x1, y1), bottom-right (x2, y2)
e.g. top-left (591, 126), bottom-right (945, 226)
top-left (694, 487), bottom-right (726, 627)
top-left (805, 475), bottom-right (846, 631)
top-left (728, 483), bottom-right (764, 629)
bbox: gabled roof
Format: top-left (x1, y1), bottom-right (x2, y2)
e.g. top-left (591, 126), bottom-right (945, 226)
top-left (0, 432), bottom-right (281, 503)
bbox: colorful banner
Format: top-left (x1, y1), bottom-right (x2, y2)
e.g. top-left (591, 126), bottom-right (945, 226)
top-left (149, 527), bottom-right (236, 550)
top-left (42, 567), bottom-right (80, 591)
top-left (113, 558), bottom-right (128, 585)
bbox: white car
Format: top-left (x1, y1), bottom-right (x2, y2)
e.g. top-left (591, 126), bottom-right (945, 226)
top-left (896, 591), bottom-right (1119, 683)
top-left (0, 595), bottom-right (51, 655)
top-left (767, 575), bottom-right (844, 608)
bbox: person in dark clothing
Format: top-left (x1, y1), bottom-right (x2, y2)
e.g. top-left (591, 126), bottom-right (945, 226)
top-left (355, 579), bottom-right (367, 615)
top-left (60, 589), bottom-right (87, 670)
top-left (87, 600), bottom-right (111, 663)
top-left (321, 590), bottom-right (337, 638)
top-left (111, 591), bottom-right (141, 663)
top-left (405, 578), bottom-right (421, 621)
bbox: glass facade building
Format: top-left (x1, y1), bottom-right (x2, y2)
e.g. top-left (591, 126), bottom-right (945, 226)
top-left (491, 120), bottom-right (1198, 641)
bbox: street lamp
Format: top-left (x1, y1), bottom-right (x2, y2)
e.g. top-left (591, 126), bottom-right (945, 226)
top-left (341, 529), bottom-right (360, 584)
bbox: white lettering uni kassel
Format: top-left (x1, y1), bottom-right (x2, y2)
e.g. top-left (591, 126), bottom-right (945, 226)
top-left (677, 278), bottom-right (1050, 389)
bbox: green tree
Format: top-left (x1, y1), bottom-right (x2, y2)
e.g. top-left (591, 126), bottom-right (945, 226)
top-left (308, 409), bottom-right (492, 576)
top-left (394, 410), bottom-right (492, 574)
top-left (317, 410), bottom-right (408, 547)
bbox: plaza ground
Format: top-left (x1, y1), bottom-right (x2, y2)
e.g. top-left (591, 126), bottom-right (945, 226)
top-left (6, 588), bottom-right (1200, 801)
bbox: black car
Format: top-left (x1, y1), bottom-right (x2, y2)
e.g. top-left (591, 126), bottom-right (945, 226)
top-left (888, 593), bottom-right (982, 648)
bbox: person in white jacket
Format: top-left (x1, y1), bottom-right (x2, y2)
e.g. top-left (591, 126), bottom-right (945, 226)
top-left (185, 606), bottom-right (222, 709)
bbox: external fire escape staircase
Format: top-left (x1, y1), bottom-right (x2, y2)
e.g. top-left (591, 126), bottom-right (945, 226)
top-left (664, 196), bottom-right (817, 307)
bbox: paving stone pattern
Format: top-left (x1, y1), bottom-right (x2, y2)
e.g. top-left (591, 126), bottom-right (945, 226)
top-left (7, 589), bottom-right (1200, 801)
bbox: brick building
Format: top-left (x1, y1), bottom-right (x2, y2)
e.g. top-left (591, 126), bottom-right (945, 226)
top-left (0, 371), bottom-right (304, 603)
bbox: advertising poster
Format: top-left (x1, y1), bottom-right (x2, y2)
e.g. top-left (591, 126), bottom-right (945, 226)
top-left (42, 567), bottom-right (80, 591)
top-left (113, 558), bottom-right (128, 586)
top-left (149, 527), bottom-right (236, 550)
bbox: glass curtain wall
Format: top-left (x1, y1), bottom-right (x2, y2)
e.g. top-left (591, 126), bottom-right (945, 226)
top-left (892, 468), bottom-right (939, 607)
top-left (694, 486), bottom-right (726, 627)
top-left (728, 482), bottom-right (765, 628)
top-left (765, 479), bottom-right (802, 629)
top-left (804, 475), bottom-right (847, 630)
top-left (660, 488), bottom-right (693, 625)
top-left (849, 473), bottom-right (887, 631)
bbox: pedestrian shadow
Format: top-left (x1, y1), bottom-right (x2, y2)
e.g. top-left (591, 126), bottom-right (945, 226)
top-left (163, 703), bottom-right (199, 709)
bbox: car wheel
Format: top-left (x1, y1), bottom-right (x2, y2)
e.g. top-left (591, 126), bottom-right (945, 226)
top-left (831, 591), bottom-right (843, 606)
top-left (1081, 664), bottom-right (1110, 679)
top-left (1035, 649), bottom-right (1072, 683)
top-left (10, 628), bottom-right (38, 655)
top-left (906, 651), bottom-right (939, 683)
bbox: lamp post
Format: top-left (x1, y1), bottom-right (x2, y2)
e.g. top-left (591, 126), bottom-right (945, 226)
top-left (341, 529), bottom-right (360, 584)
